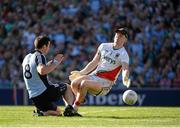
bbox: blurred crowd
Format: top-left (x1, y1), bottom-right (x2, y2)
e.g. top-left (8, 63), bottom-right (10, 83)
top-left (0, 0), bottom-right (179, 89)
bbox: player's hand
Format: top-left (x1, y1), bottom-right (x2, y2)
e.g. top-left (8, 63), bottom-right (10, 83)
top-left (69, 70), bottom-right (82, 81)
top-left (54, 54), bottom-right (64, 64)
top-left (123, 77), bottom-right (131, 88)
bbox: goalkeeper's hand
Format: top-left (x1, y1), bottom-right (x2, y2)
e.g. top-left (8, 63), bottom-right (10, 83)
top-left (122, 69), bottom-right (131, 88)
top-left (123, 77), bottom-right (131, 88)
top-left (69, 71), bottom-right (83, 82)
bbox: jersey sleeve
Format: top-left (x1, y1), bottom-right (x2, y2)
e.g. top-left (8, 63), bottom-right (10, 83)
top-left (97, 44), bottom-right (104, 55)
top-left (35, 54), bottom-right (46, 66)
top-left (120, 49), bottom-right (129, 64)
top-left (98, 44), bottom-right (103, 51)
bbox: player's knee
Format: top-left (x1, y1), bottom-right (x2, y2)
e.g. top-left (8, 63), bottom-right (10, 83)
top-left (71, 81), bottom-right (75, 89)
top-left (80, 80), bottom-right (88, 89)
top-left (71, 80), bottom-right (79, 88)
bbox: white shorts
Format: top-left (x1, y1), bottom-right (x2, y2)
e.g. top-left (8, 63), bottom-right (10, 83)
top-left (88, 75), bottom-right (114, 96)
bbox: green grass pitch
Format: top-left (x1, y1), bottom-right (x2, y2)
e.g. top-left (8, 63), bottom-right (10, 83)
top-left (0, 106), bottom-right (180, 128)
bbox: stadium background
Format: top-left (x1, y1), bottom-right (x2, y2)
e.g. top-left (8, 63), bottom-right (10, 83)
top-left (0, 0), bottom-right (179, 106)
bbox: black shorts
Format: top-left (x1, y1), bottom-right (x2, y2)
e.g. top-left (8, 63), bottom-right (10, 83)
top-left (31, 82), bottom-right (67, 112)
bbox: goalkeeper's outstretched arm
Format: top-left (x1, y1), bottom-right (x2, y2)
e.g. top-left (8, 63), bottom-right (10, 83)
top-left (69, 51), bottom-right (100, 81)
top-left (80, 51), bottom-right (100, 75)
top-left (121, 62), bottom-right (131, 88)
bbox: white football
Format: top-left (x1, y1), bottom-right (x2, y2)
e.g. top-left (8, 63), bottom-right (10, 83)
top-left (123, 90), bottom-right (138, 105)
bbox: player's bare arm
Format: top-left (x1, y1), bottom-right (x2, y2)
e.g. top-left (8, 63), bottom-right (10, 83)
top-left (121, 62), bottom-right (131, 87)
top-left (80, 50), bottom-right (101, 75)
top-left (37, 54), bottom-right (64, 75)
top-left (122, 62), bottom-right (129, 79)
top-left (69, 49), bottom-right (101, 82)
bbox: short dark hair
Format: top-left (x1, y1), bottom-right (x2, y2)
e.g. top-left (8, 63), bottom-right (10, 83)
top-left (115, 27), bottom-right (128, 39)
top-left (34, 35), bottom-right (50, 49)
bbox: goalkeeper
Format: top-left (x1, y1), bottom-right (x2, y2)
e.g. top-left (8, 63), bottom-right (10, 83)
top-left (70, 27), bottom-right (131, 112)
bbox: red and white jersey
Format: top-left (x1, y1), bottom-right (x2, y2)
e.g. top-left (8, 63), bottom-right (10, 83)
top-left (90, 43), bottom-right (129, 82)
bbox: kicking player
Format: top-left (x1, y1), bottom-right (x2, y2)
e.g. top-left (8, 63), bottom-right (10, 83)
top-left (70, 27), bottom-right (131, 112)
top-left (22, 35), bottom-right (81, 116)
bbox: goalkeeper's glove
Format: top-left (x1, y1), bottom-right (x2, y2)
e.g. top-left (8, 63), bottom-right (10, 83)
top-left (69, 71), bottom-right (83, 81)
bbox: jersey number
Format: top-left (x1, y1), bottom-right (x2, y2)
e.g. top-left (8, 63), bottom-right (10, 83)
top-left (24, 64), bottom-right (32, 79)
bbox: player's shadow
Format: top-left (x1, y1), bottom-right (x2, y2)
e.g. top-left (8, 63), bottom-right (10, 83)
top-left (84, 115), bottom-right (178, 120)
